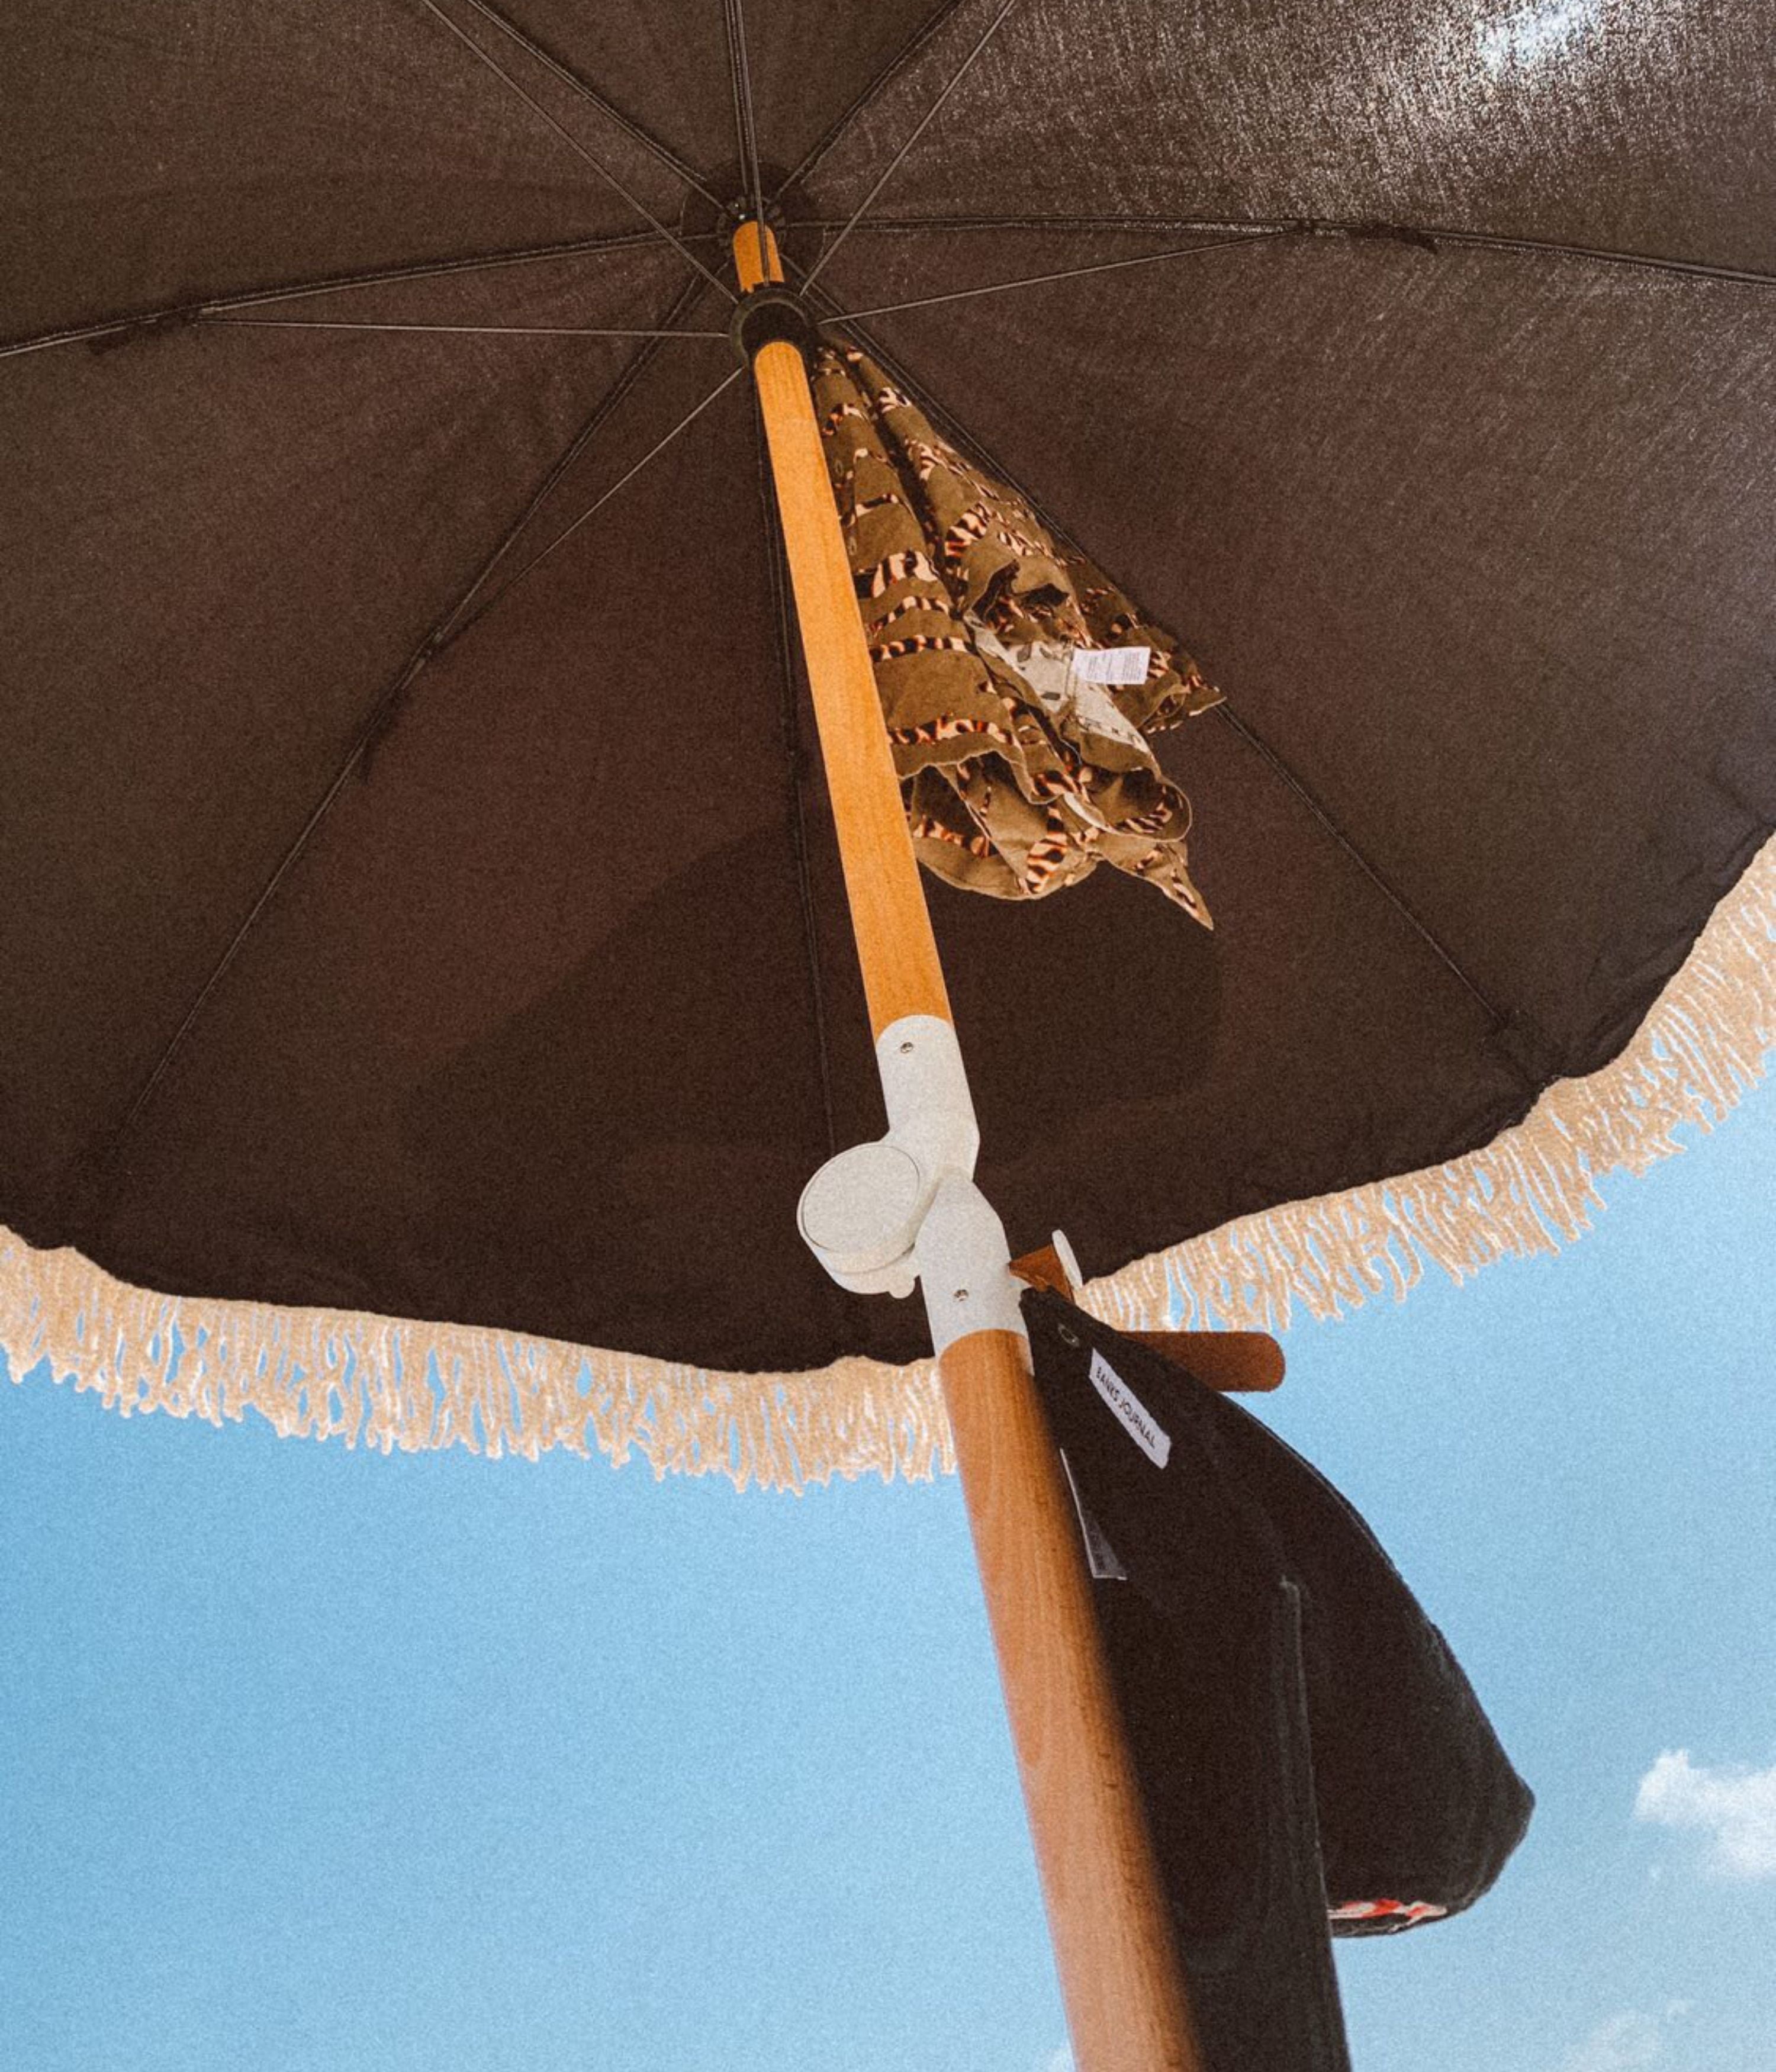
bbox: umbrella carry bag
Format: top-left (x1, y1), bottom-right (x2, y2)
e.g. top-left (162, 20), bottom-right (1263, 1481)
top-left (1022, 1286), bottom-right (1534, 2072)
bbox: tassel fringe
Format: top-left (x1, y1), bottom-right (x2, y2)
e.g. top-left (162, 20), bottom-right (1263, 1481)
top-left (1090, 832), bottom-right (1776, 1336)
top-left (5, 835), bottom-right (1772, 1489)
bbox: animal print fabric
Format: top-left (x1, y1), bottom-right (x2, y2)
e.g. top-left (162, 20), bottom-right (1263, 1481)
top-left (812, 343), bottom-right (1222, 922)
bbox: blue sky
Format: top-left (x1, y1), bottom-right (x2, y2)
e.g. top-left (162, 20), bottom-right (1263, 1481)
top-left (3, 1085), bottom-right (1772, 2072)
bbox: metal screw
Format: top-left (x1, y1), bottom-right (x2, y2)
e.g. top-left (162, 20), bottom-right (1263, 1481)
top-left (953, 1288), bottom-right (969, 1302)
top-left (898, 1040), bottom-right (914, 1054)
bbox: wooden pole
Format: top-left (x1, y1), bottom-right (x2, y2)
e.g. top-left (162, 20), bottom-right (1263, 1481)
top-left (735, 220), bottom-right (1204, 2072)
top-left (735, 223), bottom-right (950, 1040)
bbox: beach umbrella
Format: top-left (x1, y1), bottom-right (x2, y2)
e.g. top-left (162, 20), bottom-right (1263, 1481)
top-left (5, 2), bottom-right (1774, 2064)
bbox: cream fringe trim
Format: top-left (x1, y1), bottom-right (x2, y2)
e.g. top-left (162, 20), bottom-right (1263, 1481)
top-left (5, 834), bottom-right (1772, 1489)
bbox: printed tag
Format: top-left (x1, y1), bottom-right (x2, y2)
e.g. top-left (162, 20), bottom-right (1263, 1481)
top-left (1068, 645), bottom-right (1150, 687)
top-left (1088, 1347), bottom-right (1172, 1468)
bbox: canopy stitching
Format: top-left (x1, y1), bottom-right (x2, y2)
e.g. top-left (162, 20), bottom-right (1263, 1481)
top-left (98, 282), bottom-right (725, 1166)
top-left (411, 0), bottom-right (735, 303)
top-left (1309, 219), bottom-right (1776, 290)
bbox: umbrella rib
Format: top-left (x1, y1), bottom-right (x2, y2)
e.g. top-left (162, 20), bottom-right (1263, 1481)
top-left (789, 208), bottom-right (1776, 292)
top-left (750, 385), bottom-right (841, 1162)
top-left (0, 227), bottom-right (704, 362)
top-left (796, 265), bottom-right (1516, 1038)
top-left (722, 0), bottom-right (767, 234)
top-left (105, 294), bottom-right (728, 1151)
top-left (800, 0), bottom-right (1022, 294)
top-left (1209, 708), bottom-right (1510, 1028)
top-left (20, 215), bottom-right (1765, 369)
top-left (412, 0), bottom-right (735, 302)
top-left (789, 213), bottom-right (1285, 237)
top-left (197, 317), bottom-right (729, 338)
top-left (1368, 219), bottom-right (1776, 291)
top-left (436, 370), bottom-right (742, 652)
top-left (778, 0), bottom-right (972, 195)
top-left (451, 0), bottom-right (723, 208)
top-left (822, 232), bottom-right (1288, 318)
top-left (794, 258), bottom-right (1080, 542)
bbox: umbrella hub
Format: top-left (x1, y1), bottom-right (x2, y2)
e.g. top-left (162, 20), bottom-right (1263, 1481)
top-left (680, 165), bottom-right (818, 274)
top-left (729, 280), bottom-right (820, 366)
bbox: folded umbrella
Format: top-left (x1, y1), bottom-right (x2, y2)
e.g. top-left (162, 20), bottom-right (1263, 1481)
top-left (812, 339), bottom-right (1221, 915)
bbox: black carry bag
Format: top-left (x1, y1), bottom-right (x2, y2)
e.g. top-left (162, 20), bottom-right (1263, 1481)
top-left (1022, 1288), bottom-right (1534, 2072)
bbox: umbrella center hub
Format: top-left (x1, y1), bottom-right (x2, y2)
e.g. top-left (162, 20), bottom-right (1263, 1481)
top-left (729, 281), bottom-right (820, 366)
top-left (680, 162), bottom-right (818, 273)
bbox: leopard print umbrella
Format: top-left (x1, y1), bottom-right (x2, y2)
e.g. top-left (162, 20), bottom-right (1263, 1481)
top-left (813, 344), bottom-right (1222, 923)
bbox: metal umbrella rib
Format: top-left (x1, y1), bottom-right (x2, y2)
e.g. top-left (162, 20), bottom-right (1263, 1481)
top-left (195, 317), bottom-right (731, 338)
top-left (452, 0), bottom-right (723, 209)
top-left (0, 229), bottom-right (702, 362)
top-left (800, 0), bottom-right (1024, 293)
top-left (105, 294), bottom-right (735, 1155)
top-left (411, 0), bottom-right (736, 302)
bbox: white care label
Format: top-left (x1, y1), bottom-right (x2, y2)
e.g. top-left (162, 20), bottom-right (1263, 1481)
top-left (1088, 1347), bottom-right (1172, 1469)
top-left (1067, 645), bottom-right (1150, 687)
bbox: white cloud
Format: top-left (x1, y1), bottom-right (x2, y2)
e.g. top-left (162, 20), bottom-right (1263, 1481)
top-left (1559, 2010), bottom-right (1664, 2072)
top-left (1635, 1749), bottom-right (1776, 1878)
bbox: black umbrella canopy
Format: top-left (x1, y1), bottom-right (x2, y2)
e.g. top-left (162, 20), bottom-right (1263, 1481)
top-left (4, 1), bottom-right (1773, 1461)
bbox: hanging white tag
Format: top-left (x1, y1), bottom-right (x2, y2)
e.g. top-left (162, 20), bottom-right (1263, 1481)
top-left (1068, 645), bottom-right (1150, 687)
top-left (1088, 1347), bottom-right (1172, 1468)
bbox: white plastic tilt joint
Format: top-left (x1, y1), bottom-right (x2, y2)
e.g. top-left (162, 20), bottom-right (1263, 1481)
top-left (912, 1170), bottom-right (1025, 1357)
top-left (796, 1015), bottom-right (1025, 1352)
top-left (797, 1015), bottom-right (976, 1299)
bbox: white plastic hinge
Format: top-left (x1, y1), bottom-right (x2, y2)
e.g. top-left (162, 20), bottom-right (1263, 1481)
top-left (796, 1140), bottom-right (924, 1296)
top-left (913, 1173), bottom-right (1026, 1356)
top-left (796, 1015), bottom-right (986, 1301)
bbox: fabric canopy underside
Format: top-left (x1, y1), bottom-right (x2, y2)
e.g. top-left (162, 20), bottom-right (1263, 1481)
top-left (5, 836), bottom-right (1770, 1487)
top-left (4, 1), bottom-right (1775, 1482)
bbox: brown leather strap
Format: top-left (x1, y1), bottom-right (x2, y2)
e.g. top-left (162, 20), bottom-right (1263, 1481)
top-left (1011, 1244), bottom-right (1285, 1393)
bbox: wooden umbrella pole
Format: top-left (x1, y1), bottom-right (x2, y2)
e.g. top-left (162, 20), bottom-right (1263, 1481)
top-left (735, 220), bottom-right (1203, 2072)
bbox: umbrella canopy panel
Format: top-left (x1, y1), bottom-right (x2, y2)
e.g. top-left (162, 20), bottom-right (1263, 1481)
top-left (4, 0), bottom-right (1773, 1382)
